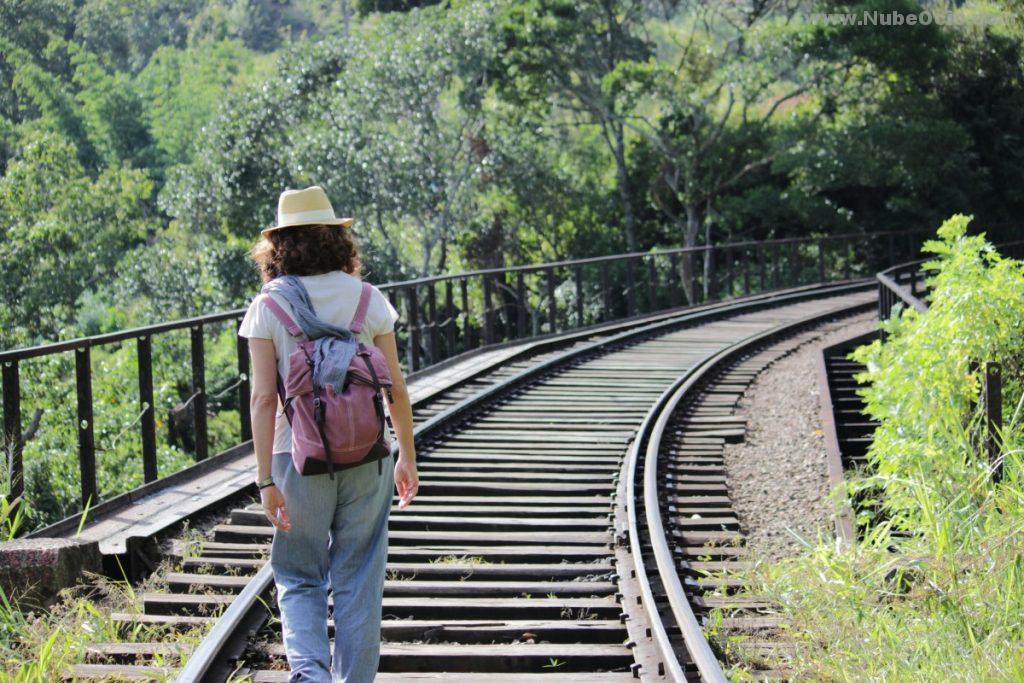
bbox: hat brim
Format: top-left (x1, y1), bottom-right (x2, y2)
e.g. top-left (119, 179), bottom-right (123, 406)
top-left (261, 217), bottom-right (354, 237)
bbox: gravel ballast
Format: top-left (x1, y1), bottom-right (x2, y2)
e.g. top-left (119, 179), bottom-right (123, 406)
top-left (721, 313), bottom-right (877, 561)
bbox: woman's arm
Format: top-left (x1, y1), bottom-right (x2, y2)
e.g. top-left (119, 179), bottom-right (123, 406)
top-left (374, 332), bottom-right (419, 509)
top-left (249, 337), bottom-right (290, 530)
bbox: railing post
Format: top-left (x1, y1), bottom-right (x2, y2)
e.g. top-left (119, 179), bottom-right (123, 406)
top-left (2, 360), bottom-right (23, 502)
top-left (138, 335), bottom-right (158, 482)
top-left (758, 244), bottom-right (766, 291)
top-left (688, 252), bottom-right (697, 304)
top-left (668, 253), bottom-right (680, 307)
top-left (625, 258), bottom-right (637, 316)
top-left (878, 282), bottom-right (888, 341)
top-left (426, 282), bottom-right (438, 365)
top-left (984, 361), bottom-right (1003, 482)
top-left (516, 271), bottom-right (527, 338)
top-left (483, 275), bottom-right (495, 345)
top-left (789, 240), bottom-right (799, 286)
top-left (817, 238), bottom-right (826, 282)
top-left (388, 289), bottom-right (405, 363)
top-left (601, 265), bottom-right (611, 321)
top-left (460, 279), bottom-right (471, 349)
top-left (743, 247), bottom-right (751, 295)
top-left (771, 244), bottom-right (780, 289)
top-left (75, 347), bottom-right (97, 508)
top-left (407, 287), bottom-right (421, 371)
top-left (547, 267), bottom-right (558, 333)
top-left (236, 326), bottom-right (252, 444)
top-left (646, 257), bottom-right (657, 312)
top-left (445, 280), bottom-right (456, 358)
top-left (574, 265), bottom-right (584, 327)
top-left (705, 246), bottom-right (715, 301)
top-left (725, 247), bottom-right (734, 297)
top-left (190, 325), bottom-right (208, 461)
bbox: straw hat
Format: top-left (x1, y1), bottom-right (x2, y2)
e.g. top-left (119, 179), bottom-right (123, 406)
top-left (261, 185), bottom-right (354, 237)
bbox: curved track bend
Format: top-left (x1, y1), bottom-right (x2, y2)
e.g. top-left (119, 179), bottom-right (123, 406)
top-left (72, 283), bottom-right (874, 683)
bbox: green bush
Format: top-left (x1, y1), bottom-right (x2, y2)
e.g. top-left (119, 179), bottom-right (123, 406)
top-left (718, 216), bottom-right (1024, 680)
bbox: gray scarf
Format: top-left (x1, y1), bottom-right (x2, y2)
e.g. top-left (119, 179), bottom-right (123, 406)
top-left (262, 274), bottom-right (358, 394)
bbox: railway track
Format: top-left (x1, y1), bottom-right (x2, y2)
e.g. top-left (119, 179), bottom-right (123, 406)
top-left (636, 312), bottom-right (877, 680)
top-left (69, 283), bottom-right (875, 682)
top-left (820, 333), bottom-right (877, 473)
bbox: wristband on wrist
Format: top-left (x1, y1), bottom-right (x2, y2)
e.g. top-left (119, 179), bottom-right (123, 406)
top-left (256, 476), bottom-right (275, 490)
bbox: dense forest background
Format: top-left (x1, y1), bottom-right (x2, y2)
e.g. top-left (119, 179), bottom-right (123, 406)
top-left (3, 0), bottom-right (1024, 526)
top-left (3, 0), bottom-right (1024, 350)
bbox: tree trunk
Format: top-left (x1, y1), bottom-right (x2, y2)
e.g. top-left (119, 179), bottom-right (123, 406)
top-left (611, 122), bottom-right (638, 252)
top-left (679, 202), bottom-right (702, 304)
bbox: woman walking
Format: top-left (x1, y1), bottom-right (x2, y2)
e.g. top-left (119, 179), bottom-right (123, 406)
top-left (238, 185), bottom-right (419, 683)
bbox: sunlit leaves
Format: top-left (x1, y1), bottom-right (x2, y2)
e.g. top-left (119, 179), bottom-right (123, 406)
top-left (0, 130), bottom-right (154, 346)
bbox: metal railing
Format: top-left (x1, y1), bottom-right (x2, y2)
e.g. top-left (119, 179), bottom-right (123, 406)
top-left (877, 239), bottom-right (1024, 321)
top-left (875, 239), bottom-right (1024, 483)
top-left (0, 229), bottom-right (924, 521)
top-left (391, 229), bottom-right (923, 372)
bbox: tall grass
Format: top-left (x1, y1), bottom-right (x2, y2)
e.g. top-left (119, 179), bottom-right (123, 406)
top-left (1, 579), bottom-right (159, 681)
top-left (0, 561), bottom-right (209, 680)
top-left (714, 216), bottom-right (1024, 681)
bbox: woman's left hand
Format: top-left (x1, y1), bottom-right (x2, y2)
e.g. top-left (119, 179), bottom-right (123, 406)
top-left (394, 456), bottom-right (419, 510)
top-left (261, 484), bottom-right (291, 531)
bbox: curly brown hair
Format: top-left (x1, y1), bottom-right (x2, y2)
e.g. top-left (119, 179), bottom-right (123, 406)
top-left (252, 224), bottom-right (362, 282)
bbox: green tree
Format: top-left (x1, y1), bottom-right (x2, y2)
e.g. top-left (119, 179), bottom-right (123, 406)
top-left (70, 44), bottom-right (158, 169)
top-left (161, 1), bottom-right (500, 279)
top-left (72, 0), bottom-right (204, 73)
top-left (136, 38), bottom-right (269, 166)
top-left (0, 0), bottom-right (75, 124)
top-left (492, 0), bottom-right (653, 252)
top-left (0, 131), bottom-right (154, 347)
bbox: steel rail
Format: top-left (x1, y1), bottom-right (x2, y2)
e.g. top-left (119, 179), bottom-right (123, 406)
top-left (817, 345), bottom-right (856, 544)
top-left (625, 380), bottom-right (721, 682)
top-left (176, 279), bottom-right (874, 681)
top-left (627, 297), bottom-right (876, 681)
top-left (817, 330), bottom-right (878, 544)
top-left (177, 562), bottom-right (274, 682)
top-left (627, 361), bottom-right (729, 683)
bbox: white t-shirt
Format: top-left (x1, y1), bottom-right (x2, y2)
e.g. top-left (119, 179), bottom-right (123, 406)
top-left (237, 270), bottom-right (400, 455)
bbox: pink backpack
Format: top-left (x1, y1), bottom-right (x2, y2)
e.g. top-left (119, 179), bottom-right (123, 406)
top-left (260, 282), bottom-right (394, 477)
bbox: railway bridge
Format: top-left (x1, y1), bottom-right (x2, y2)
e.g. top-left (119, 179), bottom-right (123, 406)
top-left (1, 230), bottom-right (940, 681)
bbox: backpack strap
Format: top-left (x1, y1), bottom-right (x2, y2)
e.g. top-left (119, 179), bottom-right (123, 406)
top-left (259, 293), bottom-right (308, 341)
top-left (257, 292), bottom-right (303, 425)
top-left (350, 282), bottom-right (373, 334)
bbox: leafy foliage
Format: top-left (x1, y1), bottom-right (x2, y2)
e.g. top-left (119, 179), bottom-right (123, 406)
top-left (851, 215), bottom-right (1024, 527)
top-left (0, 131), bottom-right (153, 346)
top-left (3, 0), bottom-right (1024, 533)
top-left (723, 219), bottom-right (1024, 680)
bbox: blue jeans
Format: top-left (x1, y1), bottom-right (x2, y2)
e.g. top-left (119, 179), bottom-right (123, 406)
top-left (270, 452), bottom-right (394, 683)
